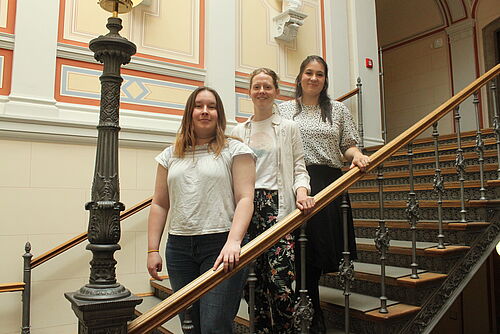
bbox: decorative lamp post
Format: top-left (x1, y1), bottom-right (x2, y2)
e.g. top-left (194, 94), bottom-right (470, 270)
top-left (65, 1), bottom-right (142, 332)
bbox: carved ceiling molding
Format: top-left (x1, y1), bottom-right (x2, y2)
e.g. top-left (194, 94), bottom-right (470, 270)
top-left (440, 0), bottom-right (469, 24)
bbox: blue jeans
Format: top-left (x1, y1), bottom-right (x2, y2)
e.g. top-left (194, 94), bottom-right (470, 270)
top-left (166, 232), bottom-right (247, 334)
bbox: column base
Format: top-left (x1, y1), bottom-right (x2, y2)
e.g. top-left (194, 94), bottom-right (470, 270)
top-left (65, 290), bottom-right (142, 334)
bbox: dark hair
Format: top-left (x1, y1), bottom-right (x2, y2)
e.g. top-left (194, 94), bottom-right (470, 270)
top-left (174, 86), bottom-right (227, 158)
top-left (294, 55), bottom-right (332, 124)
top-left (249, 68), bottom-right (280, 90)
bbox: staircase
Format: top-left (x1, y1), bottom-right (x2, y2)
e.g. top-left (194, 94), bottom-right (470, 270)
top-left (140, 128), bottom-right (499, 333)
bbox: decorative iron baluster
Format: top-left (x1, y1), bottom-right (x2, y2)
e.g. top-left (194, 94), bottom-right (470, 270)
top-left (182, 306), bottom-right (194, 334)
top-left (21, 242), bottom-right (32, 334)
top-left (406, 142), bottom-right (420, 279)
top-left (473, 92), bottom-right (487, 200)
top-left (454, 106), bottom-right (467, 223)
top-left (339, 193), bottom-right (354, 333)
top-left (356, 77), bottom-right (364, 152)
top-left (247, 261), bottom-right (257, 334)
top-left (432, 123), bottom-right (446, 249)
top-left (375, 166), bottom-right (389, 313)
top-left (491, 79), bottom-right (500, 180)
top-left (294, 223), bottom-right (313, 333)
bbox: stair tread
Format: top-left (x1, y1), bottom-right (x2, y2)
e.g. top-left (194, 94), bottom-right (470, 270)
top-left (354, 219), bottom-right (490, 230)
top-left (351, 261), bottom-right (426, 278)
top-left (319, 285), bottom-right (399, 312)
top-left (356, 237), bottom-right (439, 250)
top-left (351, 199), bottom-right (490, 208)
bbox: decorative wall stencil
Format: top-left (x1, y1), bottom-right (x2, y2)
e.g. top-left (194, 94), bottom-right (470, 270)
top-left (236, 0), bottom-right (324, 84)
top-left (55, 59), bottom-right (201, 115)
top-left (59, 0), bottom-right (204, 67)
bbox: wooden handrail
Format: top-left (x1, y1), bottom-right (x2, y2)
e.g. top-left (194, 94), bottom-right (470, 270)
top-left (0, 282), bottom-right (25, 293)
top-left (336, 87), bottom-right (360, 102)
top-left (30, 196), bottom-right (153, 269)
top-left (128, 64), bottom-right (500, 333)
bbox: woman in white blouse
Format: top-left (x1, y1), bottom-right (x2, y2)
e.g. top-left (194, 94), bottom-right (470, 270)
top-left (147, 86), bottom-right (256, 334)
top-left (232, 68), bottom-right (314, 334)
top-left (279, 55), bottom-right (370, 334)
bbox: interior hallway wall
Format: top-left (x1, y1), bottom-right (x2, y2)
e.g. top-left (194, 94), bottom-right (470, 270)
top-left (0, 137), bottom-right (161, 334)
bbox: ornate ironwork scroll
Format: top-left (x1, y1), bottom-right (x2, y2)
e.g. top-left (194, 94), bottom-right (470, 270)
top-left (339, 193), bottom-right (354, 333)
top-left (490, 79), bottom-right (500, 180)
top-left (294, 223), bottom-right (313, 333)
top-left (432, 123), bottom-right (446, 249)
top-left (406, 142), bottom-right (420, 279)
top-left (375, 166), bottom-right (389, 313)
top-left (473, 92), bottom-right (486, 200)
top-left (454, 106), bottom-right (467, 223)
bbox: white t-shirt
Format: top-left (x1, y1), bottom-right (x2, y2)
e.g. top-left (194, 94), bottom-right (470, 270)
top-left (249, 117), bottom-right (278, 190)
top-left (155, 139), bottom-right (255, 236)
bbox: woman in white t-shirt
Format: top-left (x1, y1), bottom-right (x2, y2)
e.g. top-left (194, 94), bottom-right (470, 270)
top-left (231, 68), bottom-right (315, 334)
top-left (147, 86), bottom-right (256, 334)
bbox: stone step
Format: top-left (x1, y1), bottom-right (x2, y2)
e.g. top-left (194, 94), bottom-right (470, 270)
top-left (355, 163), bottom-right (498, 182)
top-left (349, 179), bottom-right (496, 202)
top-left (354, 222), bottom-right (487, 246)
top-left (351, 199), bottom-right (495, 221)
top-left (364, 129), bottom-right (495, 154)
top-left (367, 137), bottom-right (497, 161)
top-left (319, 286), bottom-right (421, 334)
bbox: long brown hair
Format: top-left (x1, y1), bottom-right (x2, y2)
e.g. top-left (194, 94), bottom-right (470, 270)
top-left (294, 55), bottom-right (332, 124)
top-left (173, 86), bottom-right (227, 158)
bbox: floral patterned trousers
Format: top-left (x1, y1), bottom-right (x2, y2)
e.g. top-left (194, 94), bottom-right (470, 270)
top-left (246, 189), bottom-right (296, 334)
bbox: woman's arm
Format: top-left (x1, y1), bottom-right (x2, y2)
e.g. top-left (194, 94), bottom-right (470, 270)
top-left (290, 123), bottom-right (315, 214)
top-left (213, 154), bottom-right (255, 272)
top-left (344, 146), bottom-right (371, 171)
top-left (147, 164), bottom-right (170, 280)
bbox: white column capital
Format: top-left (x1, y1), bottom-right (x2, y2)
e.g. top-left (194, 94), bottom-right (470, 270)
top-left (445, 18), bottom-right (475, 43)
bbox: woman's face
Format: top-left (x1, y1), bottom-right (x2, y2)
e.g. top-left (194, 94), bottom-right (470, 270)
top-left (250, 73), bottom-right (279, 110)
top-left (300, 60), bottom-right (326, 98)
top-left (192, 90), bottom-right (218, 138)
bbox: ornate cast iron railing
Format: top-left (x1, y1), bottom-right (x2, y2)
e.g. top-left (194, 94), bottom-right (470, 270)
top-left (129, 64), bottom-right (500, 333)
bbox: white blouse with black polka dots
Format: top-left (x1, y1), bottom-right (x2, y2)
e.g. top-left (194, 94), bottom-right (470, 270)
top-left (278, 100), bottom-right (360, 168)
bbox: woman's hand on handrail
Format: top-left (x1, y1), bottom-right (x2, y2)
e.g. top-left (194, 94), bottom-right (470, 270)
top-left (213, 239), bottom-right (241, 272)
top-left (345, 146), bottom-right (371, 172)
top-left (296, 186), bottom-right (315, 215)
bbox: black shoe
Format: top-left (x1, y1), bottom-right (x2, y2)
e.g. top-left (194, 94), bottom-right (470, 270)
top-left (309, 309), bottom-right (326, 334)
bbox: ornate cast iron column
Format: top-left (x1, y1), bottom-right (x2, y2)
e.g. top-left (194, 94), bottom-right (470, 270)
top-left (65, 1), bottom-right (141, 333)
top-left (339, 193), bottom-right (354, 333)
top-left (294, 223), bottom-right (313, 333)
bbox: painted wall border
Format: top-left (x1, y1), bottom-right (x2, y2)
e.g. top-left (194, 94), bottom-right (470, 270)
top-left (57, 0), bottom-right (206, 69)
top-left (0, 0), bottom-right (16, 34)
top-left (55, 58), bottom-right (203, 115)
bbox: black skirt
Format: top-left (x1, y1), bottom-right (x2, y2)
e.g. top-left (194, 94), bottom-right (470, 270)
top-left (299, 164), bottom-right (357, 273)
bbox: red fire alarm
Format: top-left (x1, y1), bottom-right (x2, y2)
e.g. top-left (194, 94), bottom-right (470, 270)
top-left (365, 58), bottom-right (373, 68)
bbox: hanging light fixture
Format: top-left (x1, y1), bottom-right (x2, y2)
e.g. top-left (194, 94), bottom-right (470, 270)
top-left (97, 0), bottom-right (144, 16)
